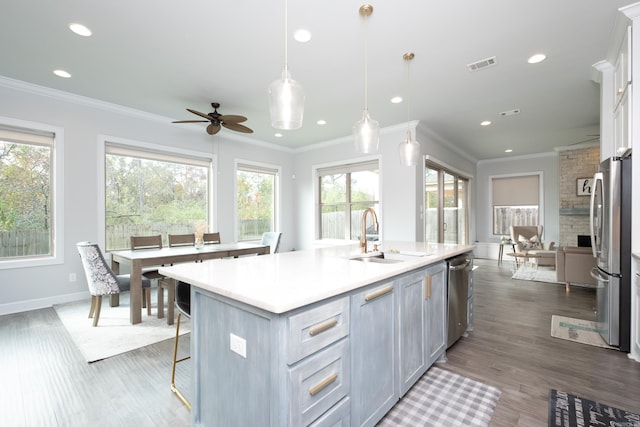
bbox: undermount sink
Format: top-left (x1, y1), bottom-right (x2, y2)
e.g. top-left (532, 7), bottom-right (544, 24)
top-left (349, 253), bottom-right (404, 264)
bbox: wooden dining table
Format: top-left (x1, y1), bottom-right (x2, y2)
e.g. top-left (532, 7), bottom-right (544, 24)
top-left (110, 242), bottom-right (270, 324)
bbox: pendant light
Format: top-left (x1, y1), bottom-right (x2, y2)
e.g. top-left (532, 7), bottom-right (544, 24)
top-left (398, 52), bottom-right (421, 166)
top-left (353, 4), bottom-right (379, 153)
top-left (268, 0), bottom-right (304, 130)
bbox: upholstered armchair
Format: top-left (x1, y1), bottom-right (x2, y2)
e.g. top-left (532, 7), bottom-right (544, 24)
top-left (509, 225), bottom-right (556, 267)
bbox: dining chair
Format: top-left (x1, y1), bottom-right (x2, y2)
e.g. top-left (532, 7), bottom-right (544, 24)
top-left (130, 235), bottom-right (164, 315)
top-left (260, 231), bottom-right (282, 254)
top-left (171, 280), bottom-right (191, 409)
top-left (155, 233), bottom-right (197, 318)
top-left (203, 232), bottom-right (221, 244)
top-left (76, 241), bottom-right (151, 326)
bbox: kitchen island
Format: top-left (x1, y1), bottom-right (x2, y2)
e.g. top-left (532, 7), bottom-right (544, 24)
top-left (159, 241), bottom-right (474, 427)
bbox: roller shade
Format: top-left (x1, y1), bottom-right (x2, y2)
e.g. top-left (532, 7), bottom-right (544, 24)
top-left (492, 175), bottom-right (539, 206)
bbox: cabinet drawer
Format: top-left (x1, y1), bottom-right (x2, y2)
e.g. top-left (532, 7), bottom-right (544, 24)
top-left (309, 397), bottom-right (350, 427)
top-left (289, 339), bottom-right (350, 426)
top-left (287, 297), bottom-right (349, 364)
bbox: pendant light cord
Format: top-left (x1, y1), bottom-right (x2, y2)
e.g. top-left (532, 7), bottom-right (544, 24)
top-left (406, 56), bottom-right (410, 134)
top-left (364, 12), bottom-right (369, 112)
top-left (284, 0), bottom-right (289, 71)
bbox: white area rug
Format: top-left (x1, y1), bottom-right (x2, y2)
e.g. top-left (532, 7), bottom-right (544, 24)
top-left (53, 291), bottom-right (189, 362)
top-left (511, 265), bottom-right (561, 284)
top-left (550, 315), bottom-right (614, 350)
top-left (378, 367), bottom-right (501, 426)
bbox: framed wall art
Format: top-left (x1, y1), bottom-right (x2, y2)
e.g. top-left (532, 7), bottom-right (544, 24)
top-left (577, 178), bottom-right (593, 196)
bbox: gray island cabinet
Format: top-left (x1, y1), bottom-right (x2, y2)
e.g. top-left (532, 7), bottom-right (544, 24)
top-left (159, 242), bottom-right (473, 427)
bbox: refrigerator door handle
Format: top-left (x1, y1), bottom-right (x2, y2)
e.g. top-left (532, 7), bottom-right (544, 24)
top-left (590, 266), bottom-right (608, 283)
top-left (590, 172), bottom-right (603, 259)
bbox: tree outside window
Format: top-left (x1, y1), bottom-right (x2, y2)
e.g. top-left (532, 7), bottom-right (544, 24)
top-left (0, 129), bottom-right (54, 259)
top-left (236, 163), bottom-right (278, 241)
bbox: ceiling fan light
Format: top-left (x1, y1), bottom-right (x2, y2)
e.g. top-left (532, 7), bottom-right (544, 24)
top-left (268, 69), bottom-right (305, 130)
top-left (353, 109), bottom-right (379, 153)
top-left (398, 131), bottom-right (421, 166)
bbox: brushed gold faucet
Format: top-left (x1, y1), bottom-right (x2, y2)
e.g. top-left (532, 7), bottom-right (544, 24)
top-left (360, 207), bottom-right (379, 253)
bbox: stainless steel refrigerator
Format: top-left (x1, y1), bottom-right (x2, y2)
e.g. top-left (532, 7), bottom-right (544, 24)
top-left (589, 151), bottom-right (632, 352)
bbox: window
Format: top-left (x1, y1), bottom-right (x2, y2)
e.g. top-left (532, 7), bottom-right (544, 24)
top-left (317, 160), bottom-right (379, 241)
top-left (104, 143), bottom-right (212, 251)
top-left (236, 162), bottom-right (279, 241)
top-left (491, 174), bottom-right (541, 235)
top-left (0, 122), bottom-right (62, 268)
top-left (425, 159), bottom-right (469, 244)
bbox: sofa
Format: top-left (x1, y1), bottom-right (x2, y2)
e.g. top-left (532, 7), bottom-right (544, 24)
top-left (509, 225), bottom-right (556, 267)
top-left (555, 246), bottom-right (597, 292)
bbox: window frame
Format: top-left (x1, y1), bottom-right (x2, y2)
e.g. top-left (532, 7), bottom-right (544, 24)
top-left (97, 135), bottom-right (216, 251)
top-left (489, 172), bottom-right (544, 236)
top-left (0, 117), bottom-right (64, 270)
top-left (315, 158), bottom-right (380, 242)
top-left (234, 159), bottom-right (281, 242)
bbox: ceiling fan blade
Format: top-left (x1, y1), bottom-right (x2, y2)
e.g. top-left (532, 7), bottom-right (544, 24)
top-left (219, 114), bottom-right (247, 123)
top-left (172, 120), bottom-right (209, 123)
top-left (222, 122), bottom-right (253, 134)
top-left (187, 108), bottom-right (212, 120)
top-left (207, 123), bottom-right (221, 135)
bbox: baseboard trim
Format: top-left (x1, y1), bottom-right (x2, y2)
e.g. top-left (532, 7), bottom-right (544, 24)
top-left (0, 291), bottom-right (88, 316)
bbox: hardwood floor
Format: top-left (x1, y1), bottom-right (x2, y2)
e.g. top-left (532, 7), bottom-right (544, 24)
top-left (2, 257), bottom-right (640, 426)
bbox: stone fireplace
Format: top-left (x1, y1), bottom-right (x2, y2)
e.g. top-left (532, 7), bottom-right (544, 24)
top-left (558, 146), bottom-right (599, 247)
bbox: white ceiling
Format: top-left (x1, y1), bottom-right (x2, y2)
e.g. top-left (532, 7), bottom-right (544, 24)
top-left (0, 0), bottom-right (632, 160)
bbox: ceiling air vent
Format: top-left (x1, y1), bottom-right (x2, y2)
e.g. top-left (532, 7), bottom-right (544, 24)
top-left (499, 108), bottom-right (521, 116)
top-left (466, 56), bottom-right (497, 72)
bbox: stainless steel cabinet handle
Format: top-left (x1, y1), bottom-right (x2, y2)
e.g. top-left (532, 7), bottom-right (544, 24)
top-left (309, 319), bottom-right (338, 336)
top-left (309, 373), bottom-right (338, 396)
top-left (364, 286), bottom-right (393, 301)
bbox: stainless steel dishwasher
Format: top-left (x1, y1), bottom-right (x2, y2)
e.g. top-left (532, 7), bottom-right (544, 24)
top-left (447, 253), bottom-right (472, 348)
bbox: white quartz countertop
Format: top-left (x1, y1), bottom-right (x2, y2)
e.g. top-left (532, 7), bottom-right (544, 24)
top-left (159, 241), bottom-right (475, 314)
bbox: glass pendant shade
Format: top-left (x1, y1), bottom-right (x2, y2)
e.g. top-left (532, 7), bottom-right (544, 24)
top-left (353, 109), bottom-right (379, 153)
top-left (398, 130), bottom-right (420, 166)
top-left (268, 68), bottom-right (304, 130)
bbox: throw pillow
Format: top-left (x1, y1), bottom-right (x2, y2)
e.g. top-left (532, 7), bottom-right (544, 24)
top-left (519, 234), bottom-right (541, 250)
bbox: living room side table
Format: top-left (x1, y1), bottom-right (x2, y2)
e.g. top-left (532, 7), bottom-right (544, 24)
top-left (498, 242), bottom-right (516, 265)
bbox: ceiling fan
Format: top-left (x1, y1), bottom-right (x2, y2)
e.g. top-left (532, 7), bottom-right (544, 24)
top-left (172, 102), bottom-right (253, 135)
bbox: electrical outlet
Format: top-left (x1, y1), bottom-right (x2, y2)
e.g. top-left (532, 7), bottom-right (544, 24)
top-left (69, 273), bottom-right (77, 282)
top-left (229, 333), bottom-right (247, 358)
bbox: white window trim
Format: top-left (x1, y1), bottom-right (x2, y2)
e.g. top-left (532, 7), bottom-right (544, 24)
top-left (233, 159), bottom-right (281, 242)
top-left (0, 116), bottom-right (64, 270)
top-left (488, 171), bottom-right (544, 237)
top-left (97, 134), bottom-right (217, 250)
top-left (312, 155), bottom-right (382, 243)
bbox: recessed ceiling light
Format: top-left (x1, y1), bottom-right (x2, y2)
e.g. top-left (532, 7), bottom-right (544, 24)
top-left (53, 69), bottom-right (71, 78)
top-left (274, 133), bottom-right (283, 138)
top-left (528, 53), bottom-right (546, 64)
top-left (69, 23), bottom-right (92, 37)
top-left (505, 149), bottom-right (513, 153)
top-left (390, 96), bottom-right (403, 104)
top-left (480, 120), bottom-right (491, 126)
top-left (294, 29), bottom-right (311, 43)
top-left (317, 120), bottom-right (326, 125)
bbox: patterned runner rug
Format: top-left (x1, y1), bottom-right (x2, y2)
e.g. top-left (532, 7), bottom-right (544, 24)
top-left (549, 389), bottom-right (640, 426)
top-left (378, 366), bottom-right (501, 426)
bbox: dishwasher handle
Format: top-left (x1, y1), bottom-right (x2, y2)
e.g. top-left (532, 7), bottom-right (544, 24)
top-left (449, 259), bottom-right (471, 271)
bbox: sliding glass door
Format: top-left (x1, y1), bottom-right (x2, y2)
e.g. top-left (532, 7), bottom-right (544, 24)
top-left (425, 162), bottom-right (469, 244)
